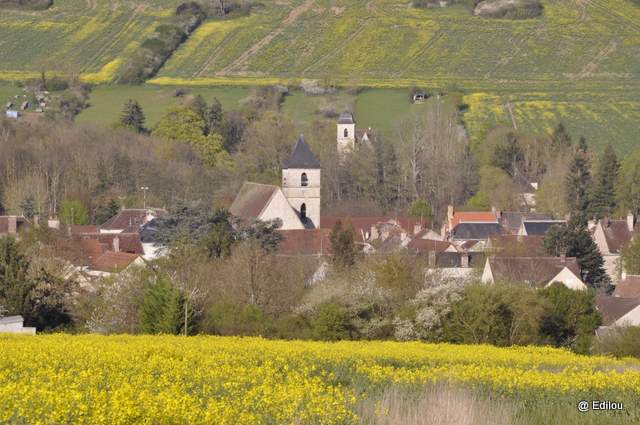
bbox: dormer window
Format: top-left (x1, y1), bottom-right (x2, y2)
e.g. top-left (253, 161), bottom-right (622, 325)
top-left (344, 128), bottom-right (349, 138)
top-left (301, 203), bottom-right (307, 219)
top-left (301, 172), bottom-right (308, 187)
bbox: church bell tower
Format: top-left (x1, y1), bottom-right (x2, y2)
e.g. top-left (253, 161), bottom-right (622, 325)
top-left (282, 136), bottom-right (321, 229)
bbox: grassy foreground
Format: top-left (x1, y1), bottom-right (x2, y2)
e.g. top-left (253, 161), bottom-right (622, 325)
top-left (0, 335), bottom-right (638, 424)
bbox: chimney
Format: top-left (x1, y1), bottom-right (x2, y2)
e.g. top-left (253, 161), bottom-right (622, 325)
top-left (627, 212), bottom-right (635, 232)
top-left (7, 216), bottom-right (17, 234)
top-left (370, 225), bottom-right (379, 240)
top-left (428, 251), bottom-right (436, 267)
top-left (33, 214), bottom-right (39, 226)
top-left (603, 216), bottom-right (610, 228)
top-left (47, 218), bottom-right (60, 230)
top-left (414, 223), bottom-right (422, 235)
top-left (560, 253), bottom-right (566, 264)
top-left (622, 270), bottom-right (628, 281)
top-left (113, 236), bottom-right (120, 253)
top-left (461, 252), bottom-right (469, 268)
top-left (447, 205), bottom-right (454, 222)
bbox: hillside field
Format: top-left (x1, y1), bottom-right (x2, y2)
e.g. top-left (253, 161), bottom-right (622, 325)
top-left (1, 0), bottom-right (639, 150)
top-left (0, 334), bottom-right (638, 424)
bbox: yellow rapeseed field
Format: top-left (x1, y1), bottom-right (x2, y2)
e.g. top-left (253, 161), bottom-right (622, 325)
top-left (0, 335), bottom-right (638, 424)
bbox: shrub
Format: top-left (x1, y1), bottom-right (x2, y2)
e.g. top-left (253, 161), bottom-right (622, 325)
top-left (312, 303), bottom-right (353, 341)
top-left (593, 326), bottom-right (640, 358)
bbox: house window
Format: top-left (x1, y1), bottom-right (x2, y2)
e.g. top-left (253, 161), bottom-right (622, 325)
top-left (301, 203), bottom-right (307, 219)
top-left (301, 172), bottom-right (308, 187)
top-left (344, 128), bottom-right (349, 138)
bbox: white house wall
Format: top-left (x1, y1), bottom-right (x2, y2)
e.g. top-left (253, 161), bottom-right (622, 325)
top-left (481, 259), bottom-right (494, 283)
top-left (545, 267), bottom-right (587, 291)
top-left (616, 305), bottom-right (640, 326)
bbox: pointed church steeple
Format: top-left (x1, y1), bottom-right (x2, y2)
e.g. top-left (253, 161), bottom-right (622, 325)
top-left (284, 136), bottom-right (320, 169)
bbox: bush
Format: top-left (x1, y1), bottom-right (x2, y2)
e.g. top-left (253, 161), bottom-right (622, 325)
top-left (312, 303), bottom-right (353, 341)
top-left (593, 326), bottom-right (640, 358)
top-left (203, 301), bottom-right (273, 336)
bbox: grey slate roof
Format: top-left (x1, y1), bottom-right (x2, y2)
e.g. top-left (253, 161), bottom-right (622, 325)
top-left (452, 222), bottom-right (502, 240)
top-left (284, 137), bottom-right (320, 169)
top-left (523, 220), bottom-right (565, 236)
top-left (338, 111), bottom-right (354, 124)
top-left (500, 212), bottom-right (552, 234)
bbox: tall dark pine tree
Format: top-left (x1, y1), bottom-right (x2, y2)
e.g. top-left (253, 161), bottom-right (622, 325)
top-left (543, 219), bottom-right (610, 290)
top-left (329, 221), bottom-right (358, 268)
top-left (120, 99), bottom-right (146, 133)
top-left (205, 97), bottom-right (223, 135)
top-left (0, 237), bottom-right (34, 319)
top-left (551, 123), bottom-right (572, 151)
top-left (492, 132), bottom-right (524, 178)
top-left (565, 137), bottom-right (591, 222)
top-left (589, 144), bottom-right (619, 219)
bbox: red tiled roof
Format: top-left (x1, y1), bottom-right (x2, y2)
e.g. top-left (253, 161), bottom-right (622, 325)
top-left (72, 232), bottom-right (144, 255)
top-left (80, 239), bottom-right (107, 261)
top-left (70, 225), bottom-right (99, 235)
top-left (101, 209), bottom-right (164, 231)
top-left (451, 212), bottom-right (498, 229)
top-left (277, 229), bottom-right (331, 256)
top-left (614, 275), bottom-right (640, 298)
top-left (321, 216), bottom-right (427, 241)
top-left (90, 251), bottom-right (141, 273)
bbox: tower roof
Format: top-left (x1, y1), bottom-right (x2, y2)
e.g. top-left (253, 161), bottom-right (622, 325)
top-left (338, 111), bottom-right (354, 124)
top-left (284, 136), bottom-right (320, 169)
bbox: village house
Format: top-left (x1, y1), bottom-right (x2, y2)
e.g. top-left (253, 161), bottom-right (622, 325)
top-left (517, 219), bottom-right (565, 236)
top-left (481, 256), bottom-right (587, 290)
top-left (0, 315), bottom-right (36, 335)
top-left (99, 208), bottom-right (165, 234)
top-left (596, 295), bottom-right (640, 332)
top-left (591, 213), bottom-right (636, 282)
top-left (0, 215), bottom-right (29, 237)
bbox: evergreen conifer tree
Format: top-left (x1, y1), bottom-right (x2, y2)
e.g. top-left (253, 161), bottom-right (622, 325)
top-left (565, 137), bottom-right (592, 221)
top-left (543, 220), bottom-right (610, 290)
top-left (119, 99), bottom-right (146, 133)
top-left (19, 196), bottom-right (36, 220)
top-left (589, 144), bottom-right (619, 219)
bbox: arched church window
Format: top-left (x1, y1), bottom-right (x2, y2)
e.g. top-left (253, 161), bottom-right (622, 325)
top-left (300, 203), bottom-right (307, 219)
top-left (344, 128), bottom-right (349, 138)
top-left (301, 172), bottom-right (308, 187)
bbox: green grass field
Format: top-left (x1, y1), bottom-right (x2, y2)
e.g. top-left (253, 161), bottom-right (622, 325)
top-left (76, 85), bottom-right (249, 128)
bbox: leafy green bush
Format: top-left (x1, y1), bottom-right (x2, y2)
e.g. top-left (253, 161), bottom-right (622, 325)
top-left (312, 303), bottom-right (353, 341)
